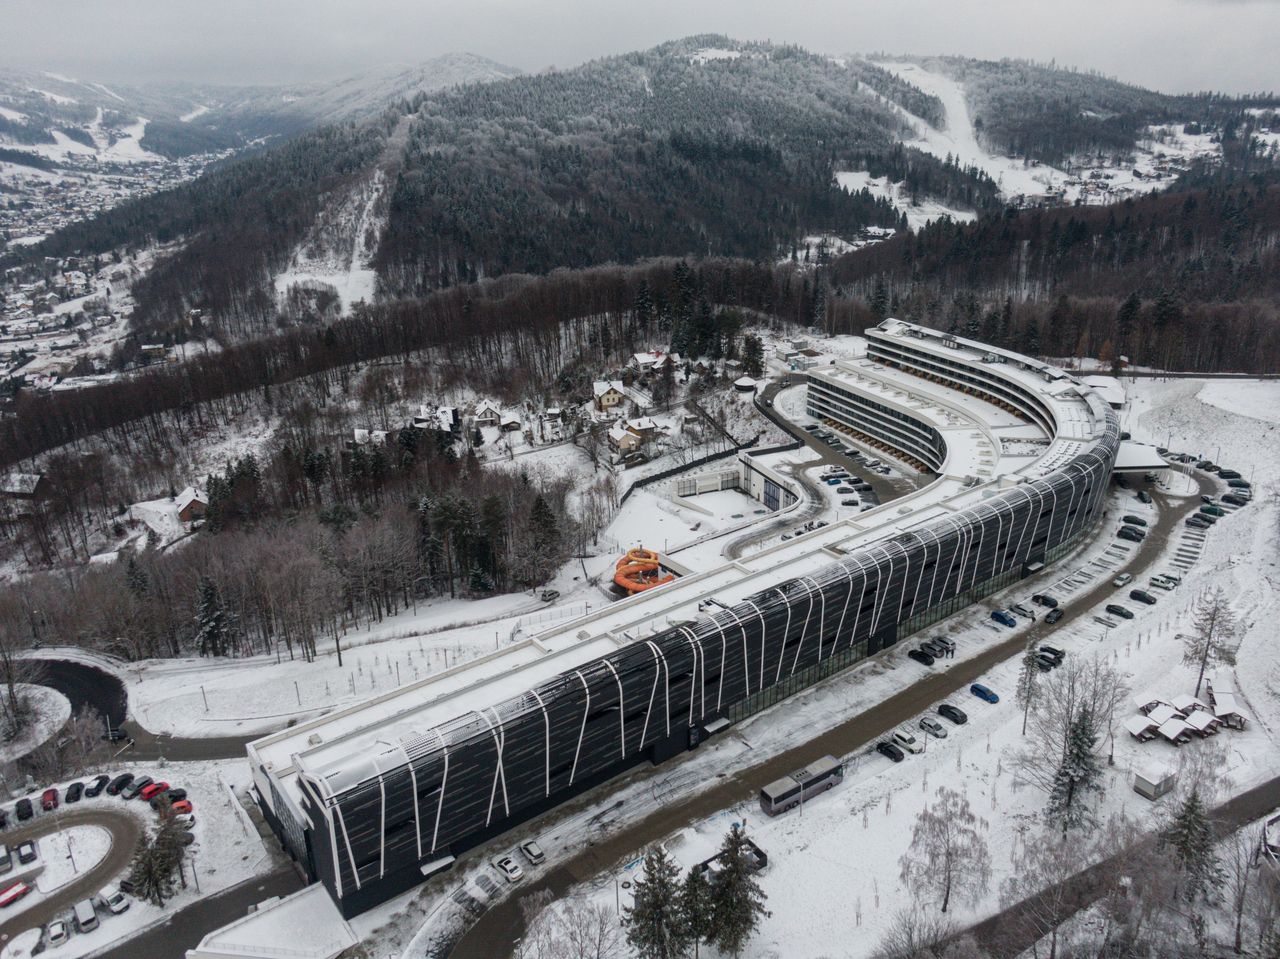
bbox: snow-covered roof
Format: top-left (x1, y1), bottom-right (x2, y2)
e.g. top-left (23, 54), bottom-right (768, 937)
top-left (1124, 714), bottom-right (1157, 737)
top-left (626, 416), bottom-right (657, 432)
top-left (175, 485), bottom-right (206, 512)
top-left (188, 884), bottom-right (357, 959)
top-left (1156, 718), bottom-right (1193, 742)
top-left (1212, 691), bottom-right (1246, 720)
top-left (1114, 442), bottom-right (1168, 472)
top-left (734, 376), bottom-right (757, 388)
top-left (1185, 710), bottom-right (1219, 732)
top-left (1147, 703), bottom-right (1183, 726)
top-left (1170, 693), bottom-right (1208, 714)
top-left (1081, 375), bottom-right (1126, 408)
top-left (0, 473), bottom-right (42, 495)
top-left (593, 380), bottom-right (624, 397)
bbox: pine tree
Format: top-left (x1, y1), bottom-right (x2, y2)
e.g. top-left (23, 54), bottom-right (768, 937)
top-left (680, 867), bottom-right (713, 958)
top-left (194, 576), bottom-right (231, 657)
top-left (741, 334), bottom-right (765, 379)
top-left (1164, 789), bottom-right (1224, 904)
top-left (707, 823), bottom-right (768, 958)
top-left (1045, 707), bottom-right (1104, 832)
top-left (624, 845), bottom-right (689, 959)
top-left (528, 494), bottom-right (560, 554)
top-left (126, 556), bottom-right (149, 598)
top-left (127, 829), bottom-right (177, 907)
top-left (869, 277), bottom-right (889, 320)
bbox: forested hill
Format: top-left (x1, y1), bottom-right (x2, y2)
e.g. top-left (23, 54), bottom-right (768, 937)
top-left (8, 36), bottom-right (999, 341)
top-left (910, 55), bottom-right (1279, 165)
top-left (827, 175), bottom-right (1280, 372)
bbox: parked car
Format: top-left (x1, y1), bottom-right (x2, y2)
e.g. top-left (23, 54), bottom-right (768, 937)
top-left (15, 841), bottom-right (36, 865)
top-left (97, 885), bottom-right (130, 915)
top-left (102, 727), bottom-right (128, 743)
top-left (1161, 572), bottom-right (1183, 586)
top-left (84, 775), bottom-right (110, 798)
top-left (1193, 512), bottom-right (1217, 525)
top-left (1117, 527), bottom-right (1143, 543)
top-left (930, 636), bottom-right (956, 655)
top-left (165, 788), bottom-right (188, 803)
top-left (139, 782), bottom-right (170, 802)
top-left (1105, 604), bottom-right (1135, 620)
top-left (1034, 654), bottom-right (1056, 672)
top-left (493, 856), bottom-right (524, 883)
top-left (1044, 608), bottom-right (1064, 624)
top-left (1200, 505), bottom-right (1226, 517)
top-left (519, 840), bottom-right (545, 866)
top-left (1130, 589), bottom-right (1158, 606)
top-left (73, 899), bottom-right (98, 933)
top-left (1222, 493), bottom-right (1250, 507)
top-left (0, 846), bottom-right (10, 875)
top-left (1113, 573), bottom-right (1133, 587)
top-left (0, 881), bottom-right (30, 908)
top-left (970, 683), bottom-right (999, 704)
top-left (892, 727), bottom-right (924, 754)
top-left (824, 477), bottom-right (842, 486)
top-left (14, 799), bottom-right (32, 822)
top-left (990, 610), bottom-right (1017, 628)
top-left (919, 716), bottom-right (948, 739)
top-left (1031, 593), bottom-right (1059, 608)
top-left (40, 788), bottom-right (58, 812)
top-left (1149, 576), bottom-right (1175, 591)
top-left (907, 648), bottom-right (935, 666)
top-left (105, 774), bottom-right (134, 796)
top-left (1217, 469), bottom-right (1242, 480)
top-left (876, 741), bottom-right (905, 763)
top-left (1121, 515), bottom-right (1148, 527)
top-left (46, 917), bottom-right (70, 947)
top-left (176, 831), bottom-right (196, 846)
top-left (121, 777), bottom-right (154, 801)
top-left (1186, 516), bottom-right (1211, 529)
top-left (1226, 479), bottom-right (1251, 490)
top-left (170, 800), bottom-right (193, 815)
top-left (1136, 490), bottom-right (1153, 504)
top-left (841, 498), bottom-right (860, 506)
top-left (937, 703), bottom-right (968, 725)
top-left (173, 814), bottom-right (195, 830)
top-left (837, 486), bottom-right (855, 494)
top-left (65, 782), bottom-right (83, 803)
top-left (1010, 602), bottom-right (1034, 618)
top-left (919, 639), bottom-right (947, 659)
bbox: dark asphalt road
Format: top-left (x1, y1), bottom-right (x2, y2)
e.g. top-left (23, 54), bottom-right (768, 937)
top-left (0, 806), bottom-right (142, 947)
top-left (93, 864), bottom-right (305, 959)
top-left (449, 474), bottom-right (1212, 958)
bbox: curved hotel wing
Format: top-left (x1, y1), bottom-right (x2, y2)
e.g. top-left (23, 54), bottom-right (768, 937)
top-left (248, 319), bottom-right (1121, 916)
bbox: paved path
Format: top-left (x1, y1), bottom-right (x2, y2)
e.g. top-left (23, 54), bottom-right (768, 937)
top-left (449, 476), bottom-right (1212, 958)
top-left (92, 865), bottom-right (305, 959)
top-left (0, 806), bottom-right (142, 947)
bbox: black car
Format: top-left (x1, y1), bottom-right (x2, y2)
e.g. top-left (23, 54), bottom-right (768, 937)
top-left (1034, 654), bottom-right (1056, 672)
top-left (65, 782), bottom-right (83, 803)
top-left (15, 841), bottom-right (36, 864)
top-left (121, 776), bottom-right (153, 800)
top-left (1031, 593), bottom-right (1059, 608)
top-left (1217, 469), bottom-right (1241, 480)
top-left (14, 798), bottom-right (32, 822)
top-left (841, 498), bottom-right (859, 506)
top-left (1137, 491), bottom-right (1153, 504)
top-left (1120, 515), bottom-right (1148, 528)
top-left (105, 773), bottom-right (135, 797)
top-left (150, 788), bottom-right (189, 810)
top-left (84, 775), bottom-right (110, 798)
top-left (1039, 645), bottom-right (1066, 663)
top-left (937, 703), bottom-right (968, 725)
top-left (1186, 517), bottom-right (1211, 529)
top-left (1044, 607), bottom-right (1064, 625)
top-left (1129, 589), bottom-right (1158, 605)
top-left (1118, 527), bottom-right (1144, 543)
top-left (1222, 494), bottom-right (1249, 507)
top-left (1227, 479), bottom-right (1251, 489)
top-left (1105, 604), bottom-right (1135, 620)
top-left (876, 741), bottom-right (905, 763)
top-left (907, 648), bottom-right (935, 666)
top-left (103, 727), bottom-right (129, 743)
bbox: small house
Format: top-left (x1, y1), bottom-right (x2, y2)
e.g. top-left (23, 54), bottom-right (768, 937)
top-left (499, 413), bottom-right (521, 432)
top-left (592, 380), bottom-right (626, 412)
top-left (624, 417), bottom-right (658, 442)
top-left (733, 376), bottom-right (757, 393)
top-left (473, 401), bottom-right (501, 427)
top-left (607, 425), bottom-right (642, 454)
top-left (1133, 766), bottom-right (1177, 801)
top-left (175, 486), bottom-right (208, 523)
top-left (0, 473), bottom-right (46, 501)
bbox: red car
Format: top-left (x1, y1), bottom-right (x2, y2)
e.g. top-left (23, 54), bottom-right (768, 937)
top-left (139, 782), bottom-right (170, 802)
top-left (0, 881), bottom-right (30, 907)
top-left (40, 788), bottom-right (58, 811)
top-left (170, 800), bottom-right (193, 816)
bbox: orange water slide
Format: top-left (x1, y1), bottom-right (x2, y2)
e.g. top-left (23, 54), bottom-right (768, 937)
top-left (613, 547), bottom-right (675, 593)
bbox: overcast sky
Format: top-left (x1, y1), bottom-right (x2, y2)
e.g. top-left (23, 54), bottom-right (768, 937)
top-left (3, 0), bottom-right (1277, 94)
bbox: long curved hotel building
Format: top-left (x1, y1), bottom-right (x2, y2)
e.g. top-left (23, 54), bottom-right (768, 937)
top-left (248, 319), bottom-right (1123, 916)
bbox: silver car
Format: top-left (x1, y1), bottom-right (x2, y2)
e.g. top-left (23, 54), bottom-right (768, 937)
top-left (919, 716), bottom-right (948, 739)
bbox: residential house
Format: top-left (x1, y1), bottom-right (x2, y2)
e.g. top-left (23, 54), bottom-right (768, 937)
top-left (592, 380), bottom-right (626, 412)
top-left (473, 401), bottom-right (501, 427)
top-left (0, 472), bottom-right (46, 501)
top-left (624, 417), bottom-right (659, 443)
top-left (629, 350), bottom-right (681, 377)
top-left (176, 486), bottom-right (209, 523)
top-left (607, 424), bottom-right (643, 454)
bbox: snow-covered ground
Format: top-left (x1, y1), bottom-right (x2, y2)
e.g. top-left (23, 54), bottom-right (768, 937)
top-left (32, 826), bottom-right (111, 894)
top-left (0, 684), bottom-right (70, 765)
top-left (836, 170), bottom-right (977, 229)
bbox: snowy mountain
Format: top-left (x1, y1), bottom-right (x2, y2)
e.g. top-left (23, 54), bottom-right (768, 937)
top-left (0, 53), bottom-right (520, 162)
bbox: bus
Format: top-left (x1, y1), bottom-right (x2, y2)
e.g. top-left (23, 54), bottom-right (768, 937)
top-left (759, 755), bottom-right (844, 815)
top-left (0, 881), bottom-right (30, 908)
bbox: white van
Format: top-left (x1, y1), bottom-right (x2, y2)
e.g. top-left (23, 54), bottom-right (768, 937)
top-left (74, 899), bottom-right (98, 933)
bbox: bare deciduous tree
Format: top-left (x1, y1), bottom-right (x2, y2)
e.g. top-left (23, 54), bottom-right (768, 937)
top-left (1183, 586), bottom-right (1239, 698)
top-left (899, 787), bottom-right (992, 914)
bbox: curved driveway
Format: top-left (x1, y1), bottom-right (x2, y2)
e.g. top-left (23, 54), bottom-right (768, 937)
top-left (450, 477), bottom-right (1212, 958)
top-left (0, 807), bottom-right (141, 945)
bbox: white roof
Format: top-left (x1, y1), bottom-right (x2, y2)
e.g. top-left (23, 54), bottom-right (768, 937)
top-left (1185, 710), bottom-right (1219, 732)
top-left (593, 380), bottom-right (624, 397)
top-left (1157, 718), bottom-right (1193, 742)
top-left (626, 417), bottom-right (657, 431)
top-left (189, 884), bottom-right (357, 959)
top-left (1212, 691), bottom-right (1246, 719)
top-left (1147, 704), bottom-right (1183, 726)
top-left (0, 473), bottom-right (42, 495)
top-left (1114, 442), bottom-right (1168, 472)
top-left (1081, 374), bottom-right (1126, 407)
top-left (175, 486), bottom-right (206, 511)
top-left (1170, 693), bottom-right (1208, 713)
top-left (1124, 714), bottom-right (1158, 737)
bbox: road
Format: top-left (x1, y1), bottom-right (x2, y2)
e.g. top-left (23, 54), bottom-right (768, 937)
top-left (449, 474), bottom-right (1212, 958)
top-left (93, 864), bottom-right (305, 959)
top-left (29, 658), bottom-right (253, 762)
top-left (962, 773), bottom-right (1280, 957)
top-left (0, 806), bottom-right (142, 946)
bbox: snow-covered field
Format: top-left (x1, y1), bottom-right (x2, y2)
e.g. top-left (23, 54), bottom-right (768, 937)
top-left (0, 684), bottom-right (70, 765)
top-left (33, 826), bottom-right (111, 894)
top-left (836, 170), bottom-right (977, 229)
